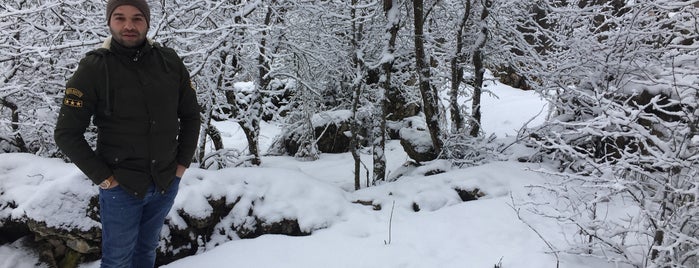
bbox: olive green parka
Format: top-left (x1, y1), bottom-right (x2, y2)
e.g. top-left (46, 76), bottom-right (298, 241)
top-left (55, 37), bottom-right (200, 198)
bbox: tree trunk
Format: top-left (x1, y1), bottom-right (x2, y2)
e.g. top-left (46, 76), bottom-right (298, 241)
top-left (470, 50), bottom-right (483, 137)
top-left (469, 0), bottom-right (491, 137)
top-left (207, 125), bottom-right (224, 151)
top-left (371, 100), bottom-right (387, 184)
top-left (294, 84), bottom-right (319, 161)
top-left (350, 0), bottom-right (363, 190)
top-left (238, 4), bottom-right (277, 166)
top-left (350, 83), bottom-right (362, 190)
top-left (412, 0), bottom-right (443, 155)
top-left (240, 118), bottom-right (261, 166)
top-left (372, 0), bottom-right (401, 185)
top-left (197, 108), bottom-right (209, 167)
top-left (198, 67), bottom-right (226, 167)
top-left (449, 0), bottom-right (471, 133)
top-left (0, 98), bottom-right (27, 152)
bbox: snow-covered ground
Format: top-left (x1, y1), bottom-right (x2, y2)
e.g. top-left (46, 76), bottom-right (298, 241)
top-left (1, 81), bottom-right (619, 268)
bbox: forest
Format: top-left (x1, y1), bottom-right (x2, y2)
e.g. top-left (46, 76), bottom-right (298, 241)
top-left (1, 0), bottom-right (698, 267)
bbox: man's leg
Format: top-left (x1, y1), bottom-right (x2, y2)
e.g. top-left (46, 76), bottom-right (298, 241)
top-left (99, 186), bottom-right (143, 268)
top-left (132, 178), bottom-right (180, 268)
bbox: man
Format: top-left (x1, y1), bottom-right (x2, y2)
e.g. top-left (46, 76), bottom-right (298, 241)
top-left (54, 0), bottom-right (200, 267)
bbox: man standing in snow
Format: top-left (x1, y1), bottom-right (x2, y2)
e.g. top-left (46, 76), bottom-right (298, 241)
top-left (54, 0), bottom-right (200, 267)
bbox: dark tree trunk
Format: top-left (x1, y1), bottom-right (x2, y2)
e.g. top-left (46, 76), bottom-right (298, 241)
top-left (412, 0), bottom-right (443, 155)
top-left (350, 0), bottom-right (363, 190)
top-left (350, 83), bottom-right (362, 190)
top-left (207, 124), bottom-right (224, 151)
top-left (470, 50), bottom-right (483, 137)
top-left (0, 98), bottom-right (27, 152)
top-left (241, 119), bottom-right (261, 166)
top-left (449, 0), bottom-right (471, 133)
top-left (197, 112), bottom-right (224, 168)
top-left (469, 0), bottom-right (491, 137)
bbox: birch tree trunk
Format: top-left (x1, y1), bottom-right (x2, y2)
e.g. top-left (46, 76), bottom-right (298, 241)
top-left (372, 0), bottom-right (402, 184)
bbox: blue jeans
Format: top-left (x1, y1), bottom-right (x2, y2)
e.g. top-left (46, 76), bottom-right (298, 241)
top-left (99, 177), bottom-right (180, 268)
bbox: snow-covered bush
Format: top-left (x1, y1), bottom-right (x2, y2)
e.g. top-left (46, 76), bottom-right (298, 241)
top-left (518, 1), bottom-right (699, 267)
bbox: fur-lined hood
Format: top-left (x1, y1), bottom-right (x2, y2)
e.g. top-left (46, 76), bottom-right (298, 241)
top-left (101, 36), bottom-right (156, 50)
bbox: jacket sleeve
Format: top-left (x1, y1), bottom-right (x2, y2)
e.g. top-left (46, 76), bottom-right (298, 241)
top-left (175, 58), bottom-right (201, 168)
top-left (54, 56), bottom-right (112, 185)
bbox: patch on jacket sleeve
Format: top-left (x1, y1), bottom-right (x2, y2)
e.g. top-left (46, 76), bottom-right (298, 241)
top-left (65, 87), bottom-right (84, 98)
top-left (63, 98), bottom-right (83, 108)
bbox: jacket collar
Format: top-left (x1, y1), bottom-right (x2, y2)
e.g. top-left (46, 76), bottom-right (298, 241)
top-left (102, 36), bottom-right (155, 61)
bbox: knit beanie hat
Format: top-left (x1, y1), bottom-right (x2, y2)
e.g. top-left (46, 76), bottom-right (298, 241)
top-left (106, 0), bottom-right (151, 26)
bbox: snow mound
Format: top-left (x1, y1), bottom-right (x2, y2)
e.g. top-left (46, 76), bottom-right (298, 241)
top-left (0, 153), bottom-right (99, 231)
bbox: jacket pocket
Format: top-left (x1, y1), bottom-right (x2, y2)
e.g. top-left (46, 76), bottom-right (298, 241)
top-left (97, 142), bottom-right (127, 167)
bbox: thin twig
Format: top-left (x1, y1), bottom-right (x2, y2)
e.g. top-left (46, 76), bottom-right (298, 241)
top-left (509, 192), bottom-right (560, 268)
top-left (385, 200), bottom-right (396, 245)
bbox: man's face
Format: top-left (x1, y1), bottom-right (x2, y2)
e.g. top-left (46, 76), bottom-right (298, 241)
top-left (109, 5), bottom-right (148, 48)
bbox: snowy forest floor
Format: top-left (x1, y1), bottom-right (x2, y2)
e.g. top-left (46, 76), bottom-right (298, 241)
top-left (0, 81), bottom-right (626, 268)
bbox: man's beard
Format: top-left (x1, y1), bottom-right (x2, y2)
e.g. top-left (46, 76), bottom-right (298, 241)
top-left (110, 28), bottom-right (146, 48)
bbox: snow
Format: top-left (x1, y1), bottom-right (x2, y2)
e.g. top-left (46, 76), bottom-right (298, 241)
top-left (398, 116), bottom-right (434, 154)
top-left (477, 72), bottom-right (548, 138)
top-left (311, 110), bottom-right (354, 127)
top-left (0, 81), bottom-right (618, 268)
top-left (0, 154), bottom-right (99, 231)
top-left (174, 167), bottom-right (349, 233)
top-left (438, 70), bottom-right (548, 138)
